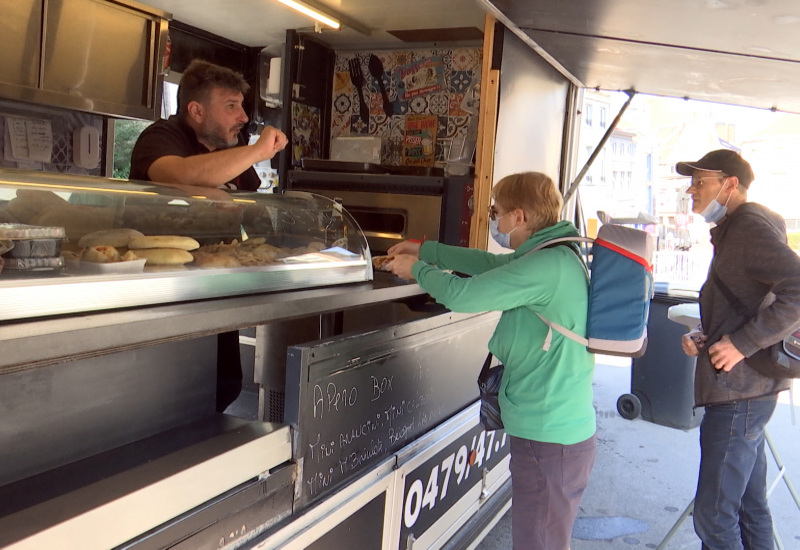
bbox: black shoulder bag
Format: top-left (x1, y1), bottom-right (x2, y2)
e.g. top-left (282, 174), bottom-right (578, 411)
top-left (710, 270), bottom-right (800, 379)
top-left (477, 352), bottom-right (504, 431)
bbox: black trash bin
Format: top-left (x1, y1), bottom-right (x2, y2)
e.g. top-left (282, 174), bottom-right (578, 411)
top-left (617, 285), bottom-right (704, 430)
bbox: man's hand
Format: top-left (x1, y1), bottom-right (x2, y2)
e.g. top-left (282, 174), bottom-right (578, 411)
top-left (681, 330), bottom-right (707, 357)
top-left (387, 240), bottom-right (421, 256)
top-left (385, 254), bottom-right (418, 280)
top-left (707, 334), bottom-right (745, 372)
top-left (254, 126), bottom-right (288, 161)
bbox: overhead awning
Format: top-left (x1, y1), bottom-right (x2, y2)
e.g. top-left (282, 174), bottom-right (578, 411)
top-left (482, 0), bottom-right (800, 113)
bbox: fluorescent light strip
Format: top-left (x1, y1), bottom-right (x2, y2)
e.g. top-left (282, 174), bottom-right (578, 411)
top-left (275, 0), bottom-right (340, 29)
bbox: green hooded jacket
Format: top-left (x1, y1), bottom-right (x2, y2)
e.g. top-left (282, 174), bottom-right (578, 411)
top-left (412, 221), bottom-right (596, 444)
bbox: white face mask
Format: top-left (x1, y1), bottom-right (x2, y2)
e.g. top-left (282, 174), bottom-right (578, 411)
top-left (489, 215), bottom-right (517, 249)
top-left (699, 178), bottom-right (731, 223)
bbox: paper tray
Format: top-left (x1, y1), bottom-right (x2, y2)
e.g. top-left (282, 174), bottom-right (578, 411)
top-left (66, 259), bottom-right (147, 275)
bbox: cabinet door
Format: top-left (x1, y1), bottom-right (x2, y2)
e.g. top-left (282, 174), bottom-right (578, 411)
top-left (42, 0), bottom-right (159, 117)
top-left (0, 0), bottom-right (42, 88)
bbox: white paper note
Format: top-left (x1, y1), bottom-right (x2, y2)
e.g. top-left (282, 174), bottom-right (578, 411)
top-left (5, 117), bottom-right (30, 161)
top-left (26, 119), bottom-right (53, 163)
top-left (3, 116), bottom-right (53, 163)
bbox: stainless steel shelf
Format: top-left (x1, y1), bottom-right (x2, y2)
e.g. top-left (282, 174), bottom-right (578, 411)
top-left (0, 273), bottom-right (425, 375)
top-left (0, 415), bottom-right (290, 550)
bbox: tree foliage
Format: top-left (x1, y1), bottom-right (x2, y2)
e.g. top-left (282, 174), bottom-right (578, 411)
top-left (112, 120), bottom-right (152, 179)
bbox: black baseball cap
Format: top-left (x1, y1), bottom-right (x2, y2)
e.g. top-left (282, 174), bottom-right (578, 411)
top-left (676, 149), bottom-right (755, 188)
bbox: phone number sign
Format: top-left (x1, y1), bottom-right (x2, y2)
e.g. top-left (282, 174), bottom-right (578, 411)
top-left (400, 426), bottom-right (509, 539)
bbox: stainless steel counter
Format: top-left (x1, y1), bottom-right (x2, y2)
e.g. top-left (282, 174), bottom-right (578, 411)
top-left (0, 273), bottom-right (425, 376)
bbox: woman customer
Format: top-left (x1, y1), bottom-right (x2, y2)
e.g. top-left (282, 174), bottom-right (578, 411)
top-left (386, 171), bottom-right (596, 550)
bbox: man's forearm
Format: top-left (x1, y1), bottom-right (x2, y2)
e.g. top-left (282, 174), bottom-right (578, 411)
top-left (149, 146), bottom-right (263, 187)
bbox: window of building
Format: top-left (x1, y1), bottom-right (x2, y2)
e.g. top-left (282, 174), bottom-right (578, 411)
top-left (577, 90), bottom-right (800, 290)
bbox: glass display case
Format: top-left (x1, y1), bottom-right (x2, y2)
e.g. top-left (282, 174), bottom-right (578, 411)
top-left (0, 168), bottom-right (372, 321)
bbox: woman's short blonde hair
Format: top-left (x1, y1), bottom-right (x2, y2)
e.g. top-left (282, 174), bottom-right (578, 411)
top-left (492, 172), bottom-right (563, 232)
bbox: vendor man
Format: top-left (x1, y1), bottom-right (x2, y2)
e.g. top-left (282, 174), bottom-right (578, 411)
top-left (130, 59), bottom-right (287, 189)
top-left (130, 59), bottom-right (288, 412)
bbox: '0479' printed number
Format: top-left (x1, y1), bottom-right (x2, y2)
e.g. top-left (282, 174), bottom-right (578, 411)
top-left (403, 429), bottom-right (508, 529)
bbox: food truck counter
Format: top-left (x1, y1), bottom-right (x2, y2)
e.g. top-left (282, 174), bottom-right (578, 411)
top-left (0, 170), bottom-right (509, 549)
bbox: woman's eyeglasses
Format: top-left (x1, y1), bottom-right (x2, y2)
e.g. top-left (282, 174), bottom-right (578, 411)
top-left (488, 205), bottom-right (501, 221)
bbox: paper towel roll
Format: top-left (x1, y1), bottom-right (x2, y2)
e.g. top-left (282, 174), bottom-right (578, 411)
top-left (266, 57), bottom-right (281, 95)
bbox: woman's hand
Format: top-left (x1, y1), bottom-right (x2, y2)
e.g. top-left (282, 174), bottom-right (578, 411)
top-left (387, 240), bottom-right (421, 256)
top-left (681, 330), bottom-right (706, 357)
top-left (385, 254), bottom-right (418, 280)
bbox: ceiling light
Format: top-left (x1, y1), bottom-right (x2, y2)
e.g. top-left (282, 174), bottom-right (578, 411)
top-left (274, 0), bottom-right (340, 29)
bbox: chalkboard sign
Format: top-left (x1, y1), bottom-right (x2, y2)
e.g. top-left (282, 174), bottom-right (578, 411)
top-left (285, 312), bottom-right (499, 507)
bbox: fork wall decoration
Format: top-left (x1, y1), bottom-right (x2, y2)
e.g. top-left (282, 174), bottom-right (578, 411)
top-left (331, 48), bottom-right (482, 167)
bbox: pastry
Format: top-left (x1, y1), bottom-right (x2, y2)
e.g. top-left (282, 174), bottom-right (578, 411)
top-left (80, 245), bottom-right (122, 263)
top-left (372, 255), bottom-right (395, 271)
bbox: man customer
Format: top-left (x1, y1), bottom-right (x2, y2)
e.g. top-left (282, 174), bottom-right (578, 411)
top-left (677, 149), bottom-right (800, 549)
top-left (130, 59), bottom-right (288, 412)
top-left (386, 172), bottom-right (596, 550)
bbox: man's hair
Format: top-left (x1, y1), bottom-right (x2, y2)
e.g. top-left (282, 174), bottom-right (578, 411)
top-left (493, 172), bottom-right (563, 232)
top-left (177, 60), bottom-right (250, 114)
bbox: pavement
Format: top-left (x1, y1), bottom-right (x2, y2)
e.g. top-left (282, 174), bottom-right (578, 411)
top-left (476, 358), bottom-right (800, 550)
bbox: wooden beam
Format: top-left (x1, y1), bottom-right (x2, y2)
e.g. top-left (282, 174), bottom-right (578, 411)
top-left (470, 14), bottom-right (500, 251)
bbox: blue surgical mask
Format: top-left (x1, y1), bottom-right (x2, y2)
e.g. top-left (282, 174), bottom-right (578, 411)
top-left (489, 216), bottom-right (517, 249)
top-left (699, 178), bottom-right (731, 223)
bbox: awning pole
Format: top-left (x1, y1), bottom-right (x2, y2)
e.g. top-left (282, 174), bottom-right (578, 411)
top-left (562, 90), bottom-right (636, 205)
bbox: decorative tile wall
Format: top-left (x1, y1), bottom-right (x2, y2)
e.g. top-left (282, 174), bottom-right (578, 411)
top-left (332, 47), bottom-right (482, 167)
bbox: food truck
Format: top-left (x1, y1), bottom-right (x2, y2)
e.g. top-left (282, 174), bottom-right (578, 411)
top-left (2, 0), bottom-right (799, 548)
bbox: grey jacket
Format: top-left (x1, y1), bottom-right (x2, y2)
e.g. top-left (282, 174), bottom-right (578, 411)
top-left (695, 202), bottom-right (800, 407)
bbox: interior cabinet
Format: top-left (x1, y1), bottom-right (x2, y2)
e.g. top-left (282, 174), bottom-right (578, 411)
top-left (0, 0), bottom-right (169, 120)
top-left (0, 0), bottom-right (42, 90)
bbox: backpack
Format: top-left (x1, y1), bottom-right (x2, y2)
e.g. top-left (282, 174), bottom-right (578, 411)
top-left (527, 223), bottom-right (656, 357)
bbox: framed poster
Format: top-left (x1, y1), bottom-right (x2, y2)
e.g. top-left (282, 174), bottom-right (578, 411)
top-left (402, 114), bottom-right (437, 166)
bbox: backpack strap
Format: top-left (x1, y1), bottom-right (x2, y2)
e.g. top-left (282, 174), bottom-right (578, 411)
top-left (523, 237), bottom-right (593, 351)
top-left (533, 312), bottom-right (589, 351)
top-left (709, 269), bottom-right (752, 318)
top-left (526, 236), bottom-right (591, 279)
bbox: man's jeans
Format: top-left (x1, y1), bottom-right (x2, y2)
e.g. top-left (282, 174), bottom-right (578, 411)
top-left (694, 395), bottom-right (778, 550)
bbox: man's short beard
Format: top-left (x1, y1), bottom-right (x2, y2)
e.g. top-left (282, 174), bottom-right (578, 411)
top-left (198, 129), bottom-right (238, 150)
top-left (197, 118), bottom-right (240, 150)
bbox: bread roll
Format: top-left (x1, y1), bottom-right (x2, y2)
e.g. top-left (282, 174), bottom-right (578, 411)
top-left (79, 228), bottom-right (144, 249)
top-left (130, 248), bottom-right (194, 265)
top-left (129, 235), bottom-right (200, 251)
